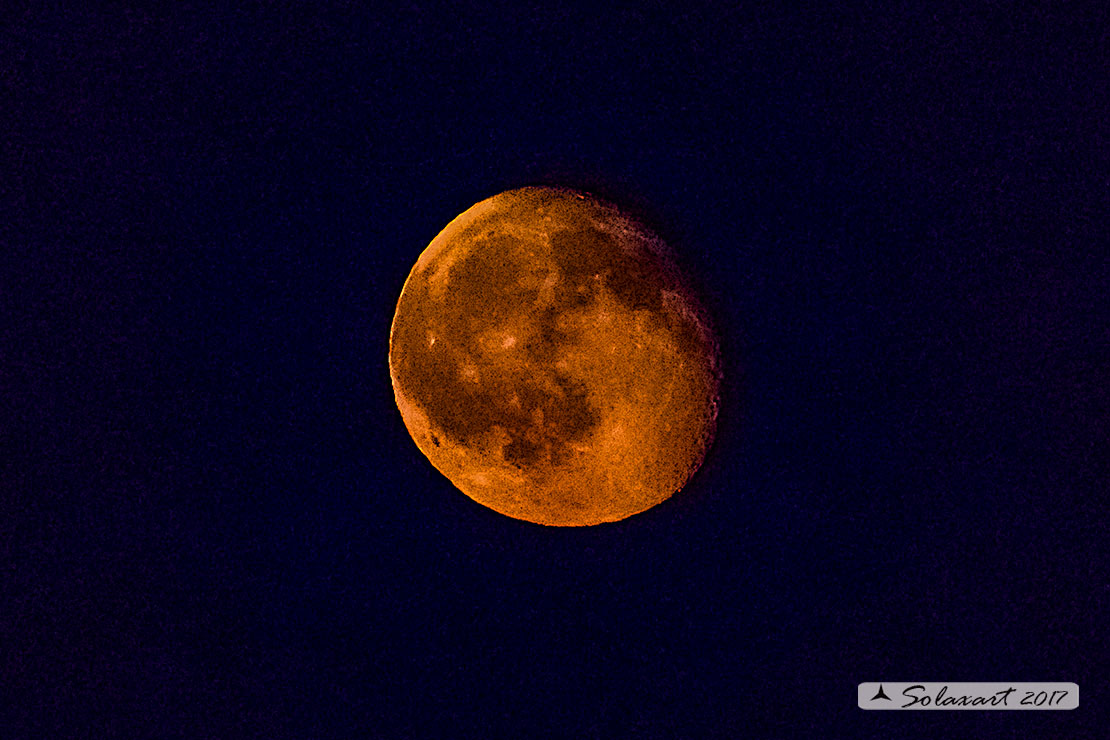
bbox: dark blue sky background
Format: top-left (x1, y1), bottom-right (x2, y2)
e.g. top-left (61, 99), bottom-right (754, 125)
top-left (6, 3), bottom-right (1108, 737)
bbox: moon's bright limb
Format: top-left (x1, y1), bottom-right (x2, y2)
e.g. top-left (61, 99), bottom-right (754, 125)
top-left (389, 186), bottom-right (721, 526)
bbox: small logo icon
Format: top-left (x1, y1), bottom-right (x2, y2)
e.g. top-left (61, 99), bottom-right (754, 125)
top-left (871, 685), bottom-right (892, 701)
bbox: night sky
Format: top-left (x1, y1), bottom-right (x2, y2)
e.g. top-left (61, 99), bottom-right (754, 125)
top-left (6, 3), bottom-right (1108, 737)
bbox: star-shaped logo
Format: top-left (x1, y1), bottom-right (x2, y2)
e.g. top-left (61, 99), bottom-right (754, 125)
top-left (871, 684), bottom-right (892, 701)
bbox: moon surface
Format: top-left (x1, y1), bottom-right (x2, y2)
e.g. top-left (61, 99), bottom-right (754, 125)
top-left (389, 186), bottom-right (721, 526)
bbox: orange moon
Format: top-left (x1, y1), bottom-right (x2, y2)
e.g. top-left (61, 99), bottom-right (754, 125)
top-left (388, 186), bottom-right (721, 526)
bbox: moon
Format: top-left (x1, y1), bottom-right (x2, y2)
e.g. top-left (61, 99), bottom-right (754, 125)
top-left (389, 186), bottom-right (721, 526)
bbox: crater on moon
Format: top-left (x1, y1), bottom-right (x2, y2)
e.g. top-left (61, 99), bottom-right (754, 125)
top-left (389, 186), bottom-right (721, 526)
